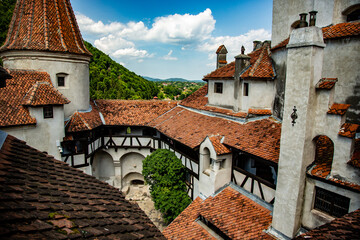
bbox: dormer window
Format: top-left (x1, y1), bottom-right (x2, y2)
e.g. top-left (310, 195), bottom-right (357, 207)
top-left (56, 73), bottom-right (68, 87)
top-left (214, 82), bottom-right (223, 93)
top-left (43, 106), bottom-right (53, 119)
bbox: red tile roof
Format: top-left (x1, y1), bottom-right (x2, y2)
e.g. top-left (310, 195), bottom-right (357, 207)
top-left (0, 0), bottom-right (91, 56)
top-left (339, 123), bottom-right (359, 138)
top-left (295, 209), bottom-right (360, 240)
top-left (209, 135), bottom-right (231, 155)
top-left (0, 133), bottom-right (164, 239)
top-left (248, 108), bottom-right (272, 115)
top-left (327, 103), bottom-right (351, 116)
top-left (322, 22), bottom-right (360, 40)
top-left (21, 81), bottom-right (70, 106)
top-left (0, 70), bottom-right (60, 128)
top-left (348, 139), bottom-right (360, 169)
top-left (180, 85), bottom-right (247, 118)
top-left (150, 107), bottom-right (281, 163)
top-left (163, 186), bottom-right (274, 240)
top-left (241, 42), bottom-right (275, 79)
top-left (315, 78), bottom-right (338, 90)
top-left (204, 43), bottom-right (274, 80)
top-left (66, 102), bottom-right (102, 133)
top-left (203, 61), bottom-right (235, 80)
top-left (271, 22), bottom-right (360, 51)
top-left (95, 100), bottom-right (178, 126)
top-left (216, 45), bottom-right (227, 54)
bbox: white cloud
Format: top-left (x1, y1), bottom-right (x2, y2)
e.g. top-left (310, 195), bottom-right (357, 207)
top-left (163, 50), bottom-right (178, 61)
top-left (145, 8), bottom-right (215, 44)
top-left (94, 35), bottom-right (134, 53)
top-left (112, 48), bottom-right (153, 59)
top-left (76, 13), bottom-right (124, 34)
top-left (198, 29), bottom-right (271, 57)
top-left (76, 9), bottom-right (215, 45)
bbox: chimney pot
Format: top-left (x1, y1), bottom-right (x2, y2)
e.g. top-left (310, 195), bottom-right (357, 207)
top-left (299, 13), bottom-right (308, 28)
top-left (309, 11), bottom-right (318, 26)
top-left (241, 46), bottom-right (245, 54)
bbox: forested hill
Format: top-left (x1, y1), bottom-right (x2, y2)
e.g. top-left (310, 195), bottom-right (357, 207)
top-left (84, 41), bottom-right (159, 100)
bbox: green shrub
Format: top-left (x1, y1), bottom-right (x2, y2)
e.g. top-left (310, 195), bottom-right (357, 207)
top-left (142, 149), bottom-right (191, 223)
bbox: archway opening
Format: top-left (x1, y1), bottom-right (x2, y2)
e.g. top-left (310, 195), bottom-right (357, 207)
top-left (310, 135), bottom-right (334, 177)
top-left (92, 151), bottom-right (115, 184)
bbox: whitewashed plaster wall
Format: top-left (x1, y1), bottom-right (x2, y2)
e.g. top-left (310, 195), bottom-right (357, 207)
top-left (198, 137), bottom-right (232, 197)
top-left (242, 80), bottom-right (275, 111)
top-left (92, 151), bottom-right (115, 185)
top-left (208, 80), bottom-right (235, 109)
top-left (5, 106), bottom-right (65, 160)
top-left (271, 0), bottom-right (360, 47)
top-left (301, 178), bottom-right (360, 230)
top-left (272, 27), bottom-right (325, 238)
top-left (1, 51), bottom-right (90, 117)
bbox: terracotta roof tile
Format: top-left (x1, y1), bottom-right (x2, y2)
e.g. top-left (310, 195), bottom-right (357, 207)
top-left (203, 62), bottom-right (235, 80)
top-left (209, 135), bottom-right (231, 155)
top-left (271, 38), bottom-right (289, 52)
top-left (163, 186), bottom-right (274, 240)
top-left (295, 209), bottom-right (360, 240)
top-left (248, 108), bottom-right (272, 115)
top-left (241, 43), bottom-right (275, 79)
top-left (216, 45), bottom-right (227, 54)
top-left (21, 81), bottom-right (70, 106)
top-left (204, 43), bottom-right (274, 80)
top-left (0, 133), bottom-right (165, 239)
top-left (339, 123), bottom-right (359, 138)
top-left (66, 102), bottom-right (102, 132)
top-left (180, 85), bottom-right (248, 118)
top-left (0, 0), bottom-right (91, 56)
top-left (315, 78), bottom-right (338, 90)
top-left (95, 100), bottom-right (177, 126)
top-left (150, 106), bottom-right (281, 163)
top-left (271, 22), bottom-right (360, 52)
top-left (322, 22), bottom-right (360, 40)
top-left (0, 70), bottom-right (59, 127)
top-left (327, 103), bottom-right (351, 116)
top-left (348, 139), bottom-right (360, 168)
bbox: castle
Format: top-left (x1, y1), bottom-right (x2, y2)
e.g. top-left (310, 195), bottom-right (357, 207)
top-left (0, 0), bottom-right (359, 239)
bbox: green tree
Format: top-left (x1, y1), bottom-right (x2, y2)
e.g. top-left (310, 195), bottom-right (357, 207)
top-left (142, 149), bottom-right (191, 223)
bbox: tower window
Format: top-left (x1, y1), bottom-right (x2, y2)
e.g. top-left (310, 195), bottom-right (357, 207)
top-left (314, 187), bottom-right (350, 218)
top-left (56, 73), bottom-right (68, 87)
top-left (57, 76), bottom-right (65, 87)
top-left (214, 82), bottom-right (223, 93)
top-left (244, 83), bottom-right (249, 96)
top-left (43, 106), bottom-right (53, 119)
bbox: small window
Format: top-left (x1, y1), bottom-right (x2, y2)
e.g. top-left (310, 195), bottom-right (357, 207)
top-left (314, 187), bottom-right (350, 218)
top-left (126, 127), bottom-right (131, 134)
top-left (56, 73), bottom-right (68, 87)
top-left (43, 106), bottom-right (53, 119)
top-left (243, 83), bottom-right (249, 96)
top-left (57, 76), bottom-right (65, 87)
top-left (214, 82), bottom-right (223, 93)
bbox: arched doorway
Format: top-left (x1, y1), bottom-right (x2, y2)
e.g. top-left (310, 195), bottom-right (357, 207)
top-left (92, 151), bottom-right (115, 184)
top-left (120, 152), bottom-right (145, 188)
top-left (310, 135), bottom-right (334, 177)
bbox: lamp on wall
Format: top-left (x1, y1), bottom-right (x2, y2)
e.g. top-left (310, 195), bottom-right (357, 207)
top-left (291, 106), bottom-right (298, 126)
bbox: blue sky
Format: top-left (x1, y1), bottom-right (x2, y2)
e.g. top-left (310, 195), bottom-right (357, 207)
top-left (72, 0), bottom-right (273, 80)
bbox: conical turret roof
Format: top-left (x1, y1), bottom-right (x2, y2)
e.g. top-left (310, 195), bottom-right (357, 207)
top-left (0, 0), bottom-right (91, 56)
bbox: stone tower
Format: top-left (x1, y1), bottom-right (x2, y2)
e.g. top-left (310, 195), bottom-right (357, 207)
top-left (0, 0), bottom-right (92, 117)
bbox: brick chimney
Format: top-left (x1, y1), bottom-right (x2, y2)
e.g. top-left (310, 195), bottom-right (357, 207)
top-left (216, 45), bottom-right (228, 69)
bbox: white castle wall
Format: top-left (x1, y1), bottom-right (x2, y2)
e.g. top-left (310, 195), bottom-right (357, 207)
top-left (1, 51), bottom-right (90, 117)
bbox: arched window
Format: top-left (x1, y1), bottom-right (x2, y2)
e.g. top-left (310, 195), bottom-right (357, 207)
top-left (202, 147), bottom-right (211, 175)
top-left (343, 4), bottom-right (360, 22)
